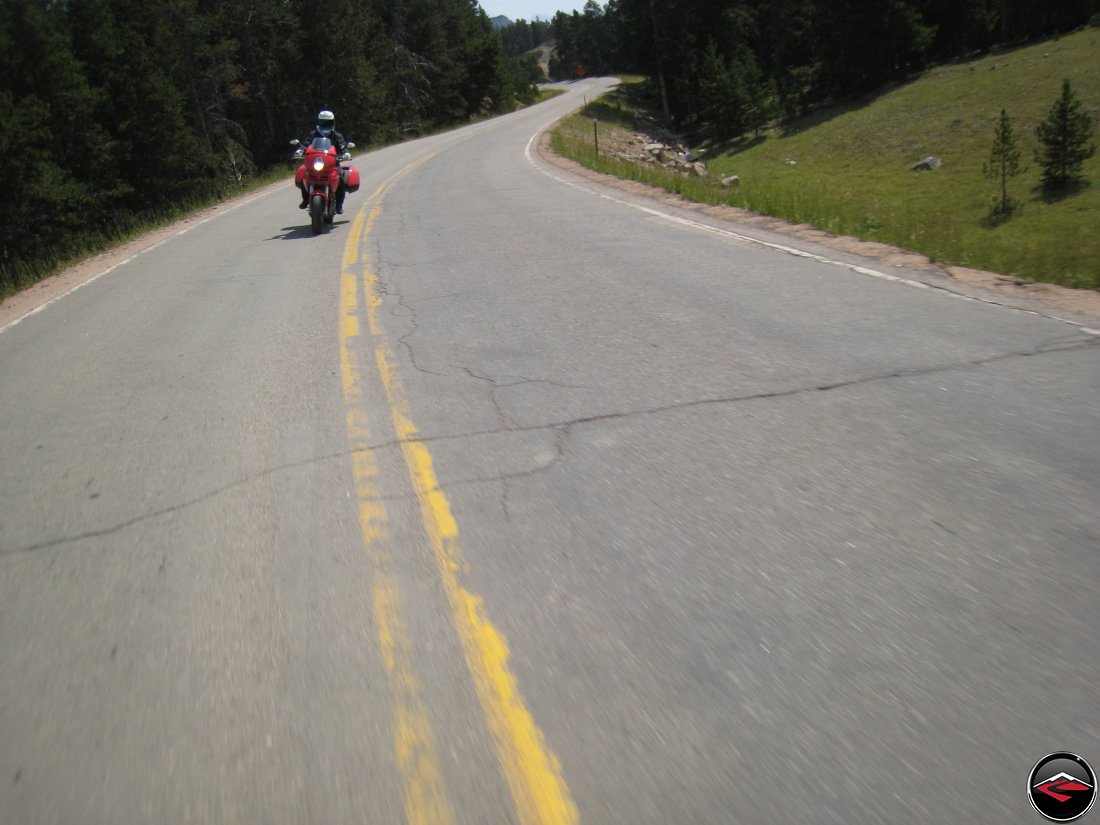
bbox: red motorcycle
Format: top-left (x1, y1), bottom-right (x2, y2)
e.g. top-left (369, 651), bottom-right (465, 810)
top-left (291, 137), bottom-right (360, 234)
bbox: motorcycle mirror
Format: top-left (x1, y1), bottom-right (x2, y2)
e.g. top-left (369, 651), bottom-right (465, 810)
top-left (346, 142), bottom-right (355, 149)
top-left (289, 139), bottom-right (300, 146)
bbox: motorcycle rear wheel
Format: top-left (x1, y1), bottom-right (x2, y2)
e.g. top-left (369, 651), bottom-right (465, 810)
top-left (310, 194), bottom-right (324, 234)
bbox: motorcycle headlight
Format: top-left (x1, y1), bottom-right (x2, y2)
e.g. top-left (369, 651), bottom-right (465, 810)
top-left (312, 158), bottom-right (326, 172)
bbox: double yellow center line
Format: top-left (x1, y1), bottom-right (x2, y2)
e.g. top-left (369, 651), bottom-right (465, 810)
top-left (339, 161), bottom-right (578, 825)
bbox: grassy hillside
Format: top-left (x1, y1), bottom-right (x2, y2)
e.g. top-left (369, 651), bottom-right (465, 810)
top-left (553, 29), bottom-right (1100, 289)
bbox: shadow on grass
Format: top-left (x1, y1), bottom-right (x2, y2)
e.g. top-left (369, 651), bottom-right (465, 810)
top-left (980, 206), bottom-right (1017, 228)
top-left (778, 87), bottom-right (900, 137)
top-left (581, 99), bottom-right (635, 128)
top-left (1032, 178), bottom-right (1091, 203)
top-left (703, 134), bottom-right (766, 156)
top-left (580, 82), bottom-right (662, 129)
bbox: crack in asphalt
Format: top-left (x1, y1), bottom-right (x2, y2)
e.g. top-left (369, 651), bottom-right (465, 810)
top-left (500, 474), bottom-right (512, 522)
top-left (455, 364), bottom-right (593, 429)
top-left (374, 255), bottom-right (446, 378)
top-left (0, 447), bottom-right (356, 556)
top-left (413, 334), bottom-right (1098, 446)
top-left (458, 364), bottom-right (511, 431)
top-left (374, 251), bottom-right (598, 398)
top-left (392, 292), bottom-right (445, 376)
top-left (509, 374), bottom-right (592, 391)
top-left (0, 434), bottom-right (569, 556)
top-left (4, 336), bottom-right (1094, 556)
top-left (452, 364), bottom-right (586, 520)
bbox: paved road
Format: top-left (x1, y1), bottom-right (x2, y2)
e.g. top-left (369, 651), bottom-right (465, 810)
top-left (2, 79), bottom-right (1098, 824)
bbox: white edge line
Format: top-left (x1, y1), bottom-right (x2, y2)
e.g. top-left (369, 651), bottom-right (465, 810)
top-left (0, 186), bottom-right (281, 335)
top-left (524, 129), bottom-right (1100, 338)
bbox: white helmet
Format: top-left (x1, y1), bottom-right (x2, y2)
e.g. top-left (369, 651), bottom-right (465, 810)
top-left (317, 110), bottom-right (335, 136)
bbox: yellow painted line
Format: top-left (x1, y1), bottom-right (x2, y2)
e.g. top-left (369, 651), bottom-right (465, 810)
top-left (339, 207), bottom-right (456, 825)
top-left (360, 210), bottom-right (579, 822)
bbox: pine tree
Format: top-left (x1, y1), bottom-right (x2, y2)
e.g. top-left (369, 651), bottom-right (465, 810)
top-left (736, 48), bottom-right (768, 139)
top-left (697, 40), bottom-right (742, 137)
top-left (1035, 78), bottom-right (1096, 192)
top-left (982, 108), bottom-right (1023, 216)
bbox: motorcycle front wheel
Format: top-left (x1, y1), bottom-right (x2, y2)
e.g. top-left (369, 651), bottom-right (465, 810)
top-left (310, 194), bottom-right (324, 234)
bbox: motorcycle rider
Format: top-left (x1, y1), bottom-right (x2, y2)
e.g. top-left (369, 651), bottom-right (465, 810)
top-left (297, 109), bottom-right (349, 213)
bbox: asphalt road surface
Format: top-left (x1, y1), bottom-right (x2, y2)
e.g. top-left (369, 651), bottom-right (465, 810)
top-left (2, 79), bottom-right (1098, 824)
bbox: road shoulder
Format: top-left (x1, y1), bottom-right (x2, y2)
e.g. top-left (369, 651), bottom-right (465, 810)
top-left (0, 179), bottom-right (287, 332)
top-left (536, 131), bottom-right (1100, 327)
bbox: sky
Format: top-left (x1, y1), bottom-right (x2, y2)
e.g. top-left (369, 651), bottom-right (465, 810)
top-left (477, 0), bottom-right (591, 22)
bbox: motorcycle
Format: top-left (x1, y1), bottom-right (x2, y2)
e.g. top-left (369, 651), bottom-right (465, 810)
top-left (291, 137), bottom-right (361, 234)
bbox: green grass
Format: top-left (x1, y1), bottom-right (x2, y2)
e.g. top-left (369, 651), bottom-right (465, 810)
top-left (555, 31), bottom-right (1100, 289)
top-left (533, 88), bottom-right (567, 104)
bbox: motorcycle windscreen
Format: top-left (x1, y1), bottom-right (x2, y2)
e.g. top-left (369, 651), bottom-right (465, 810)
top-left (310, 137), bottom-right (333, 152)
top-left (344, 165), bottom-right (361, 193)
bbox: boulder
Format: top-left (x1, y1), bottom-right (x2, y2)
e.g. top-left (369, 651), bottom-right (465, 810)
top-left (721, 175), bottom-right (740, 187)
top-left (911, 155), bottom-right (942, 171)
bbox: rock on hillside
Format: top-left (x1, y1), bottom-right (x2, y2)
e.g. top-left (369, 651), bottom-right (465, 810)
top-left (608, 131), bottom-right (710, 177)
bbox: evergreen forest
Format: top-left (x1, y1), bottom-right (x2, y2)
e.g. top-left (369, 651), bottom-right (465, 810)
top-left (1, 0), bottom-right (526, 288)
top-left (539, 0), bottom-right (1098, 128)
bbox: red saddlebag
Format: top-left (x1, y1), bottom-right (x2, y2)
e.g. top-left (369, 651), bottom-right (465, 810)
top-left (343, 165), bottom-right (360, 193)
